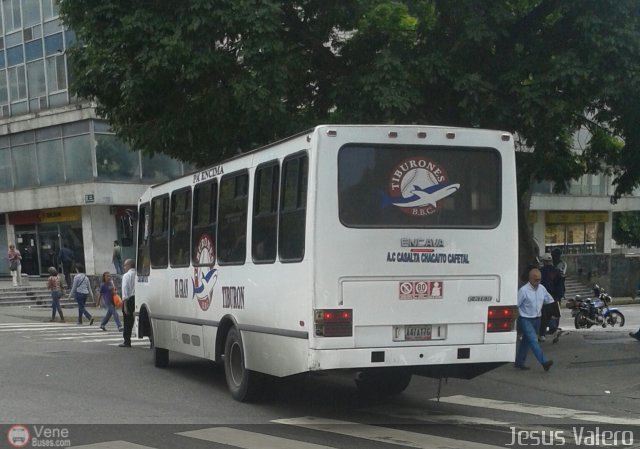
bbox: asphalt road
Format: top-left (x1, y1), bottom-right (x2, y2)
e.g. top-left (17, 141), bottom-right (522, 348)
top-left (0, 305), bottom-right (639, 448)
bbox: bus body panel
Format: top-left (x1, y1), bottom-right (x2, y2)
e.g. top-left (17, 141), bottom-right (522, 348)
top-left (136, 124), bottom-right (518, 380)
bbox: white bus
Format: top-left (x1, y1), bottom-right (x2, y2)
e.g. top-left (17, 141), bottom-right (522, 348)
top-left (134, 124), bottom-right (519, 401)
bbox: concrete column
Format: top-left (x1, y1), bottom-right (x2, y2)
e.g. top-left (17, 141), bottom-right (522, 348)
top-left (603, 211), bottom-right (612, 254)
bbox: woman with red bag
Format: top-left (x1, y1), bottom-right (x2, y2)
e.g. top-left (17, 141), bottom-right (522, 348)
top-left (98, 272), bottom-right (123, 332)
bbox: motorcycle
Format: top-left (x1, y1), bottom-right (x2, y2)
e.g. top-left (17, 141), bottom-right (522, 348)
top-left (566, 295), bottom-right (585, 318)
top-left (573, 285), bottom-right (625, 329)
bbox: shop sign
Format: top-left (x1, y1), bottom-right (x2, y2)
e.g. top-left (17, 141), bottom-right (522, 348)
top-left (546, 211), bottom-right (608, 224)
top-left (39, 207), bottom-right (81, 223)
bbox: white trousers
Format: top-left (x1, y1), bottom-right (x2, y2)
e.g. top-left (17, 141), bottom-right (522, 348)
top-left (11, 265), bottom-right (22, 286)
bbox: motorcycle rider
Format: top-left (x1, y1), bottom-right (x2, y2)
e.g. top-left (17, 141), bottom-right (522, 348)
top-left (539, 253), bottom-right (563, 343)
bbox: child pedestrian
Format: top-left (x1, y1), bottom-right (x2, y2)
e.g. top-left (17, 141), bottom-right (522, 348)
top-left (46, 267), bottom-right (65, 322)
top-left (99, 272), bottom-right (123, 332)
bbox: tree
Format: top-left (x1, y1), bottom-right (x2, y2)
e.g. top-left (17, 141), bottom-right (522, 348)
top-left (613, 211), bottom-right (640, 248)
top-left (60, 0), bottom-right (640, 271)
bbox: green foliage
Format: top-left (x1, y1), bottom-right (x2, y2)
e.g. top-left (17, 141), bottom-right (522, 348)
top-left (60, 0), bottom-right (640, 201)
top-left (613, 211), bottom-right (640, 247)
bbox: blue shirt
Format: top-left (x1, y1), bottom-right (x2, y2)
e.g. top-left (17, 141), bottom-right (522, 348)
top-left (517, 282), bottom-right (554, 318)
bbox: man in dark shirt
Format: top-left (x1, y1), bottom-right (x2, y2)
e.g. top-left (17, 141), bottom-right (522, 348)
top-left (539, 253), bottom-right (563, 343)
top-left (58, 246), bottom-right (75, 288)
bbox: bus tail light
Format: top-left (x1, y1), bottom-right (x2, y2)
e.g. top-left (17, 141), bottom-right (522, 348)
top-left (314, 309), bottom-right (353, 337)
top-left (487, 306), bottom-right (518, 333)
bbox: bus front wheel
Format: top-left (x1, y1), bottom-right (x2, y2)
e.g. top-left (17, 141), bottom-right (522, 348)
top-left (355, 368), bottom-right (412, 396)
top-left (224, 327), bottom-right (264, 402)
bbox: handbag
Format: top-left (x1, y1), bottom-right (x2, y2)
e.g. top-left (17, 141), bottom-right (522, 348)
top-left (113, 293), bottom-right (123, 307)
top-left (9, 260), bottom-right (18, 271)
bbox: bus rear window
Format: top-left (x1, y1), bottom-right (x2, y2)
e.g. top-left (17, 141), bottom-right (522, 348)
top-left (338, 145), bottom-right (501, 228)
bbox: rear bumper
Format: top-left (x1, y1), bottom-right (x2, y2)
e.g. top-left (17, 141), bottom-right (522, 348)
top-left (308, 343), bottom-right (515, 373)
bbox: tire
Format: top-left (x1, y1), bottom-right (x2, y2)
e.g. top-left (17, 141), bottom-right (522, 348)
top-left (574, 311), bottom-right (592, 329)
top-left (354, 368), bottom-right (412, 396)
top-left (224, 327), bottom-right (264, 402)
top-left (605, 311), bottom-right (625, 327)
top-left (150, 321), bottom-right (169, 368)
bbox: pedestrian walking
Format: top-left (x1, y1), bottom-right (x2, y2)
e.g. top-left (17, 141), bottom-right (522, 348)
top-left (539, 253), bottom-right (563, 343)
top-left (68, 264), bottom-right (94, 325)
top-left (112, 240), bottom-right (123, 275)
top-left (119, 259), bottom-right (136, 347)
top-left (46, 267), bottom-right (65, 322)
top-left (99, 272), bottom-right (123, 332)
top-left (58, 244), bottom-right (75, 288)
top-left (515, 268), bottom-right (554, 372)
top-left (7, 243), bottom-right (22, 287)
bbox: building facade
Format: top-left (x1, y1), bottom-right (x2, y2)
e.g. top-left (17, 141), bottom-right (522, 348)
top-left (0, 0), bottom-right (189, 277)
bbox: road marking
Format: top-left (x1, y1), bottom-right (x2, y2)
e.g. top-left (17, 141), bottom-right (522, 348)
top-left (69, 441), bottom-right (156, 449)
top-left (178, 426), bottom-right (337, 449)
top-left (365, 405), bottom-right (509, 426)
top-left (432, 395), bottom-right (640, 425)
top-left (272, 416), bottom-right (504, 448)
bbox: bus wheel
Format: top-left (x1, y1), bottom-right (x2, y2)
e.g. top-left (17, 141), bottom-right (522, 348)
top-left (354, 368), bottom-right (412, 396)
top-left (224, 327), bottom-right (263, 402)
top-left (150, 323), bottom-right (169, 368)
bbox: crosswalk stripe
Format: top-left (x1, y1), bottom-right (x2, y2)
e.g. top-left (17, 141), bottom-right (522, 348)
top-left (178, 426), bottom-right (337, 449)
top-left (272, 416), bottom-right (504, 449)
top-left (69, 441), bottom-right (156, 449)
top-left (433, 395), bottom-right (640, 425)
top-left (365, 405), bottom-right (509, 426)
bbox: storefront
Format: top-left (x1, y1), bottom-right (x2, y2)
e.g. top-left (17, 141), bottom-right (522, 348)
top-left (544, 211), bottom-right (607, 254)
top-left (9, 207), bottom-right (85, 276)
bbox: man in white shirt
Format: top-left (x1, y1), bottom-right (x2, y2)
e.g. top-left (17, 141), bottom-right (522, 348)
top-left (119, 259), bottom-right (136, 348)
top-left (515, 268), bottom-right (554, 371)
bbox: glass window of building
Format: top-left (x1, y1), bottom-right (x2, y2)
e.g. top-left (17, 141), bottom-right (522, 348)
top-left (27, 59), bottom-right (45, 97)
top-left (12, 144), bottom-right (38, 188)
top-left (44, 32), bottom-right (62, 55)
top-left (0, 148), bottom-right (12, 189)
top-left (41, 0), bottom-right (58, 20)
top-left (25, 39), bottom-right (43, 61)
top-left (3, 0), bottom-right (22, 33)
top-left (8, 64), bottom-right (26, 100)
top-left (45, 54), bottom-right (65, 91)
top-left (23, 0), bottom-right (41, 27)
top-left (0, 51), bottom-right (5, 69)
top-left (142, 152), bottom-right (183, 183)
top-left (36, 139), bottom-right (64, 185)
top-left (6, 45), bottom-right (23, 66)
top-left (63, 134), bottom-right (93, 182)
top-left (0, 69), bottom-right (8, 104)
top-left (96, 134), bottom-right (141, 181)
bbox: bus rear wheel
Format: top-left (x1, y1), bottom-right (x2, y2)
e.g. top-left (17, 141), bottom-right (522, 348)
top-left (355, 368), bottom-right (412, 396)
top-left (224, 327), bottom-right (264, 402)
top-left (150, 322), bottom-right (168, 368)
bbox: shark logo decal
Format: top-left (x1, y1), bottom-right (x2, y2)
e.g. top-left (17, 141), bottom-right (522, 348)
top-left (192, 233), bottom-right (217, 311)
top-left (385, 157), bottom-right (459, 216)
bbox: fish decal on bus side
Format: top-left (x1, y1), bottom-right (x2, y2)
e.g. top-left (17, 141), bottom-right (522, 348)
top-left (192, 233), bottom-right (218, 311)
top-left (384, 157), bottom-right (460, 216)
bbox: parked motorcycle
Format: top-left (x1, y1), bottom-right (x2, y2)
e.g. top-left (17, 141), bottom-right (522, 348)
top-left (573, 285), bottom-right (625, 329)
top-left (566, 295), bottom-right (585, 318)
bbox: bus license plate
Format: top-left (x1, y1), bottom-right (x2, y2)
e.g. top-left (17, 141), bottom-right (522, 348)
top-left (406, 325), bottom-right (431, 341)
top-left (394, 324), bottom-right (446, 341)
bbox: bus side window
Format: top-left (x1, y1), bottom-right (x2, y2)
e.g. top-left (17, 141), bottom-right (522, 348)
top-left (192, 180), bottom-right (218, 266)
top-left (218, 171), bottom-right (249, 265)
top-left (279, 153), bottom-right (308, 262)
top-left (137, 203), bottom-right (151, 276)
top-left (170, 187), bottom-right (192, 267)
top-left (252, 161), bottom-right (279, 263)
top-left (150, 195), bottom-right (169, 268)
